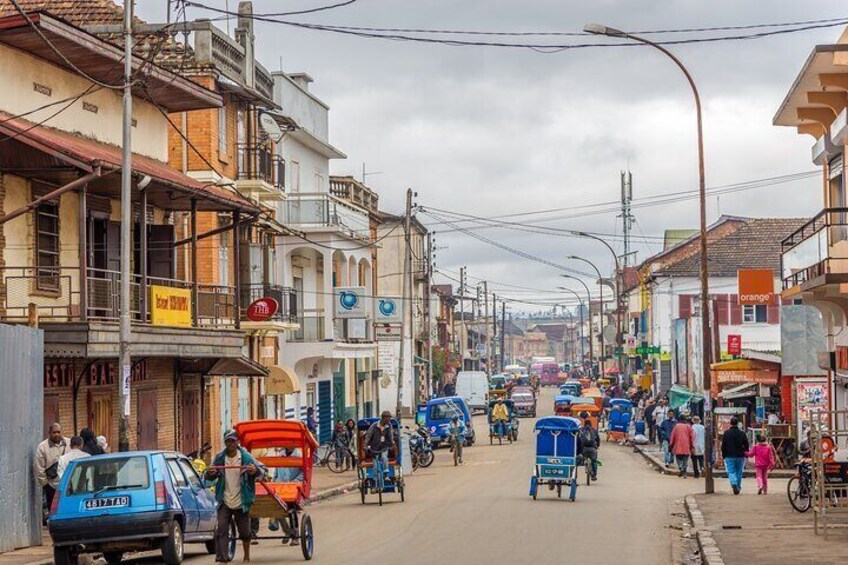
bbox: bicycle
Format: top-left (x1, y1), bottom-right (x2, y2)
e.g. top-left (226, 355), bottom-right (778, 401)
top-left (449, 434), bottom-right (464, 466)
top-left (313, 442), bottom-right (354, 474)
top-left (371, 450), bottom-right (388, 506)
top-left (788, 460), bottom-right (812, 513)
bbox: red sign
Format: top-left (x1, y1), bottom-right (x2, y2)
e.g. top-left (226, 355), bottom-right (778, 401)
top-left (728, 334), bottom-right (742, 356)
top-left (738, 269), bottom-right (776, 305)
top-left (247, 297), bottom-right (279, 322)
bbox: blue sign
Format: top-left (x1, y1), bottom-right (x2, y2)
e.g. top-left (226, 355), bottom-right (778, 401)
top-left (375, 298), bottom-right (402, 323)
top-left (334, 286), bottom-right (369, 319)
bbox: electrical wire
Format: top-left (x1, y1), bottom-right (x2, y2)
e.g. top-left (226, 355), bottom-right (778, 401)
top-left (250, 0), bottom-right (360, 17)
top-left (0, 84), bottom-right (100, 144)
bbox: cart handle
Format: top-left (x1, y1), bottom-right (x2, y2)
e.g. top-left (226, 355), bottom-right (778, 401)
top-left (207, 465), bottom-right (289, 513)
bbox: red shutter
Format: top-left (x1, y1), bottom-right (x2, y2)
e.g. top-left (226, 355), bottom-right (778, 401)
top-left (730, 295), bottom-right (742, 325)
top-left (717, 294), bottom-right (730, 326)
top-left (767, 301), bottom-right (780, 324)
top-left (679, 294), bottom-right (691, 319)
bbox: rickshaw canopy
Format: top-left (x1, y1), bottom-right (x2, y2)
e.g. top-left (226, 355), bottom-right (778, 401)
top-left (233, 419), bottom-right (319, 453)
top-left (535, 416), bottom-right (581, 432)
top-left (610, 398), bottom-right (633, 409)
top-left (555, 394), bottom-right (576, 405)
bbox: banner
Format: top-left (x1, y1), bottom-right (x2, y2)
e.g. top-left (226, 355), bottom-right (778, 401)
top-left (738, 269), bottom-right (776, 305)
top-left (375, 297), bottom-right (402, 323)
top-left (150, 285), bottom-right (192, 327)
top-left (796, 378), bottom-right (829, 442)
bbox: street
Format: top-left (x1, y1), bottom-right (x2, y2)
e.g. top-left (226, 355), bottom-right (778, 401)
top-left (156, 387), bottom-right (695, 565)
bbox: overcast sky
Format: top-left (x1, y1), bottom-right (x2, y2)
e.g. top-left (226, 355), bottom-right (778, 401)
top-left (140, 1), bottom-right (844, 314)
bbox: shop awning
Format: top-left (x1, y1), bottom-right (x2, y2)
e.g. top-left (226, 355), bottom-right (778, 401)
top-left (266, 365), bottom-right (300, 395)
top-left (710, 358), bottom-right (780, 391)
top-left (667, 384), bottom-right (704, 411)
top-left (206, 357), bottom-right (269, 377)
top-left (719, 382), bottom-right (758, 400)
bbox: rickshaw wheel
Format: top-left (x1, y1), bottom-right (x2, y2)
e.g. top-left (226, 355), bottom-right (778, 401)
top-left (300, 514), bottom-right (314, 561)
top-left (359, 484), bottom-right (366, 505)
top-left (399, 482), bottom-right (405, 502)
top-left (557, 484), bottom-right (562, 498)
top-left (489, 435), bottom-right (493, 445)
top-left (378, 487), bottom-right (383, 507)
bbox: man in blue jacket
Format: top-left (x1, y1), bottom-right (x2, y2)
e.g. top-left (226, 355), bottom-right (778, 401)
top-left (659, 410), bottom-right (678, 467)
top-left (206, 430), bottom-right (262, 564)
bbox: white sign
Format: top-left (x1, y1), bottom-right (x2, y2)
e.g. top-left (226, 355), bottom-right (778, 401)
top-left (334, 286), bottom-right (370, 319)
top-left (378, 342), bottom-right (397, 388)
top-left (375, 297), bottom-right (403, 323)
top-left (375, 324), bottom-right (402, 341)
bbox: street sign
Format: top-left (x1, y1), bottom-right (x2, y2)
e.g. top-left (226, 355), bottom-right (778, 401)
top-left (374, 324), bottom-right (402, 341)
top-left (246, 297), bottom-right (279, 322)
top-left (727, 334), bottom-right (742, 356)
top-left (636, 345), bottom-right (660, 356)
top-left (476, 343), bottom-right (487, 355)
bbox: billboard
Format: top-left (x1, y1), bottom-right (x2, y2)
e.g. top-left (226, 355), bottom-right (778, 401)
top-left (334, 286), bottom-right (370, 319)
top-left (375, 297), bottom-right (403, 323)
top-left (150, 285), bottom-right (192, 327)
top-left (737, 269), bottom-right (776, 305)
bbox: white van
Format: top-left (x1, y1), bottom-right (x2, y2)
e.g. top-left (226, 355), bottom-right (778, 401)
top-left (455, 371), bottom-right (489, 413)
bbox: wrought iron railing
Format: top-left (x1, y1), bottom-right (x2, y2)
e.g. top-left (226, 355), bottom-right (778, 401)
top-left (781, 208), bottom-right (848, 289)
top-left (290, 311), bottom-right (325, 341)
top-left (240, 283), bottom-right (298, 324)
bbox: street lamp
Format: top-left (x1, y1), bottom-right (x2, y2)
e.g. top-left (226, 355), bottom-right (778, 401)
top-left (557, 287), bottom-right (585, 361)
top-left (566, 255), bottom-right (606, 376)
top-left (584, 22), bottom-right (713, 494)
top-left (558, 275), bottom-right (593, 369)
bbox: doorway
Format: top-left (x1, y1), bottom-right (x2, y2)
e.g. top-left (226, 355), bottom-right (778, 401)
top-left (88, 390), bottom-right (112, 439)
top-left (137, 389), bottom-right (158, 450)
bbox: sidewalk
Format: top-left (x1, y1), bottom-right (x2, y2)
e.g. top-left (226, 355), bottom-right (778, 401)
top-left (633, 443), bottom-right (795, 479)
top-left (686, 482), bottom-right (848, 565)
top-left (0, 467), bottom-right (359, 565)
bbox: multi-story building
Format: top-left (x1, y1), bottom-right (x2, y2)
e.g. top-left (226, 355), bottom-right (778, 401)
top-left (0, 8), bottom-right (266, 452)
top-left (273, 71), bottom-right (378, 442)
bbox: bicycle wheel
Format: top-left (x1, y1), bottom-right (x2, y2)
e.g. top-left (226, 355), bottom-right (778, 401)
top-left (453, 443), bottom-right (459, 466)
top-left (411, 450), bottom-right (420, 472)
top-left (585, 462), bottom-right (591, 486)
top-left (787, 476), bottom-right (811, 513)
top-left (327, 451), bottom-right (345, 474)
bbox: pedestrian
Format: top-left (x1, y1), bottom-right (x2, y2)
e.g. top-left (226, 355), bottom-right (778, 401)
top-left (331, 421), bottom-right (349, 471)
top-left (96, 435), bottom-right (109, 453)
top-left (305, 407), bottom-right (317, 438)
top-left (669, 415), bottom-right (695, 478)
top-left (35, 423), bottom-right (68, 523)
top-left (205, 430), bottom-right (262, 564)
top-left (344, 418), bottom-right (358, 467)
top-left (746, 434), bottom-right (777, 495)
top-left (644, 399), bottom-right (657, 443)
top-left (654, 399), bottom-right (670, 445)
top-left (57, 436), bottom-right (90, 480)
top-left (79, 428), bottom-right (104, 456)
top-left (659, 410), bottom-right (677, 467)
top-left (691, 416), bottom-right (706, 479)
top-left (721, 416), bottom-right (750, 495)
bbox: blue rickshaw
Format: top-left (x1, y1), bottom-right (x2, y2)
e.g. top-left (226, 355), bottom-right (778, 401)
top-left (488, 398), bottom-right (518, 444)
top-left (607, 398), bottom-right (633, 441)
top-left (560, 381), bottom-right (582, 397)
top-left (529, 416), bottom-right (582, 501)
top-left (356, 418), bottom-right (405, 506)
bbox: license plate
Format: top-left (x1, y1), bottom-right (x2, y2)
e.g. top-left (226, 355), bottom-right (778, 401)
top-left (84, 496), bottom-right (129, 510)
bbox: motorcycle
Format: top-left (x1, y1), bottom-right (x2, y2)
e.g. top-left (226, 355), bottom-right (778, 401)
top-left (407, 425), bottom-right (435, 470)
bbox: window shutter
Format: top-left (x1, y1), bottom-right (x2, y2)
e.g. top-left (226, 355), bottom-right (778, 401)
top-left (767, 301), bottom-right (780, 324)
top-left (730, 295), bottom-right (742, 325)
top-left (717, 294), bottom-right (730, 326)
top-left (679, 294), bottom-right (692, 319)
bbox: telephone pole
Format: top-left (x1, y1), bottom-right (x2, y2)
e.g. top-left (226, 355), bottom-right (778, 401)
top-left (491, 294), bottom-right (498, 372)
top-left (500, 301), bottom-right (506, 371)
top-left (483, 281), bottom-right (489, 374)
top-left (620, 171), bottom-right (634, 267)
top-left (396, 188), bottom-right (413, 419)
top-left (425, 231), bottom-right (433, 399)
top-left (459, 266), bottom-right (467, 371)
top-left (118, 0), bottom-right (134, 452)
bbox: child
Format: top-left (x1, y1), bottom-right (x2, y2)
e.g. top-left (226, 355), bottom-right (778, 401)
top-left (746, 434), bottom-right (777, 495)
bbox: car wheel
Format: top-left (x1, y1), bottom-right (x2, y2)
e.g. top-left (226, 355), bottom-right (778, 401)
top-left (103, 551), bottom-right (124, 564)
top-left (53, 547), bottom-right (78, 565)
top-left (161, 520), bottom-right (185, 565)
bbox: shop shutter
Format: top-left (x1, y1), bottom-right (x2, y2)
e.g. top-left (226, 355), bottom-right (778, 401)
top-left (716, 294), bottom-right (730, 325)
top-left (767, 301), bottom-right (780, 324)
top-left (678, 295), bottom-right (692, 319)
top-left (730, 295), bottom-right (742, 325)
top-left (148, 224), bottom-right (175, 279)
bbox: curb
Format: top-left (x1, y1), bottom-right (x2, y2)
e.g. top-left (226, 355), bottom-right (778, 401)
top-left (308, 480), bottom-right (359, 505)
top-left (684, 495), bottom-right (726, 565)
top-left (632, 444), bottom-right (668, 474)
top-left (631, 445), bottom-right (793, 479)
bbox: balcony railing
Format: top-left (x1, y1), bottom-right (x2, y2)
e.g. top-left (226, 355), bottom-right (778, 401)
top-left (290, 311), bottom-right (326, 341)
top-left (334, 317), bottom-right (374, 343)
top-left (413, 258), bottom-right (429, 281)
top-left (0, 266), bottom-right (239, 328)
top-left (240, 283), bottom-right (298, 324)
top-left (781, 208), bottom-right (848, 289)
top-left (283, 193), bottom-right (371, 240)
top-left (236, 143), bottom-right (284, 190)
top-left (329, 176), bottom-right (379, 213)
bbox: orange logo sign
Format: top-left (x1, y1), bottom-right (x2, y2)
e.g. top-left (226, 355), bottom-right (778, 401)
top-left (737, 269), bottom-right (775, 305)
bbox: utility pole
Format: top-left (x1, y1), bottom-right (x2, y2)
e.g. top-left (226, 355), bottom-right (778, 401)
top-left (117, 0), bottom-right (134, 453)
top-left (500, 301), bottom-right (506, 371)
top-left (620, 171), bottom-right (634, 267)
top-left (425, 231), bottom-right (433, 400)
top-left (483, 281), bottom-right (489, 374)
top-left (396, 188), bottom-right (413, 419)
top-left (459, 266), bottom-right (467, 371)
top-left (491, 294), bottom-right (498, 372)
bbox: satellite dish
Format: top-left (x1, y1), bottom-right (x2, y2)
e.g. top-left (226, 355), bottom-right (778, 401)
top-left (259, 112), bottom-right (283, 140)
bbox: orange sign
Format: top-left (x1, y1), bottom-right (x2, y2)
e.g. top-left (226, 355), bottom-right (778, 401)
top-left (713, 369), bottom-right (778, 386)
top-left (737, 269), bottom-right (776, 305)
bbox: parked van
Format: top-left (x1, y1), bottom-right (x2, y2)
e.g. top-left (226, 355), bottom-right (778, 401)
top-left (540, 363), bottom-right (560, 387)
top-left (425, 396), bottom-right (475, 447)
top-left (455, 371), bottom-right (489, 413)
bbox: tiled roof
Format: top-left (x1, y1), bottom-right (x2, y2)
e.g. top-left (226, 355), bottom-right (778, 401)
top-left (654, 217), bottom-right (807, 277)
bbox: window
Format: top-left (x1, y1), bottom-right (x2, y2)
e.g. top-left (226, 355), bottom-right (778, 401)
top-left (66, 456), bottom-right (150, 495)
top-left (743, 304), bottom-right (768, 324)
top-left (291, 161), bottom-right (301, 192)
top-left (218, 106), bottom-right (228, 159)
top-left (35, 201), bottom-right (60, 290)
top-left (166, 459), bottom-right (188, 488)
top-left (177, 459), bottom-right (203, 489)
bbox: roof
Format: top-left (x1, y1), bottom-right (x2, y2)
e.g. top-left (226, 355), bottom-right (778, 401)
top-left (774, 43), bottom-right (848, 128)
top-left (663, 229), bottom-right (698, 250)
top-left (0, 112), bottom-right (258, 212)
top-left (528, 324), bottom-right (566, 341)
top-left (0, 11), bottom-right (221, 112)
top-left (652, 217), bottom-right (807, 277)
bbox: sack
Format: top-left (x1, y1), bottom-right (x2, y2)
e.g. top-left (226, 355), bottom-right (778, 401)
top-left (45, 462), bottom-right (59, 481)
top-left (633, 434), bottom-right (649, 445)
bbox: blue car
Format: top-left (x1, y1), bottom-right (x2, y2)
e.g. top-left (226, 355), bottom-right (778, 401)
top-left (49, 451), bottom-right (221, 565)
top-left (425, 396), bottom-right (476, 447)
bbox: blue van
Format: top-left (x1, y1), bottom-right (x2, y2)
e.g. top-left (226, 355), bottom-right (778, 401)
top-left (49, 451), bottom-right (221, 565)
top-left (425, 396), bottom-right (476, 447)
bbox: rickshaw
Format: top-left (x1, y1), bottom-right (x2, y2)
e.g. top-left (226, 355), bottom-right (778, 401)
top-left (582, 387), bottom-right (605, 411)
top-left (356, 418), bottom-right (405, 506)
top-left (560, 381), bottom-right (582, 397)
top-left (571, 400), bottom-right (601, 430)
top-left (489, 374), bottom-right (508, 399)
top-left (607, 398), bottom-right (633, 442)
top-left (529, 416), bottom-right (582, 501)
top-left (224, 420), bottom-right (318, 560)
top-left (578, 377), bottom-right (591, 389)
top-left (554, 395), bottom-right (576, 416)
top-left (488, 398), bottom-right (519, 444)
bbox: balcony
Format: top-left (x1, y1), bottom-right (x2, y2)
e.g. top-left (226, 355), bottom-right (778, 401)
top-left (239, 283), bottom-right (299, 332)
top-left (329, 176), bottom-right (379, 214)
top-left (781, 208), bottom-right (848, 290)
top-left (413, 258), bottom-right (429, 281)
top-left (236, 143), bottom-right (285, 200)
top-left (283, 193), bottom-right (371, 241)
top-left (290, 311), bottom-right (326, 342)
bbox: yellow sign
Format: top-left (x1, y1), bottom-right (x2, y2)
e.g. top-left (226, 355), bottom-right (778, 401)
top-left (150, 285), bottom-right (192, 327)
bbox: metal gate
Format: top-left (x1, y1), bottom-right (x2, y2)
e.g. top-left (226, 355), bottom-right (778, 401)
top-left (318, 380), bottom-right (332, 444)
top-left (0, 324), bottom-right (44, 551)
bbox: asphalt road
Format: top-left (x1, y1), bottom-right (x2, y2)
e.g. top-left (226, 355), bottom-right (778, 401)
top-left (128, 387), bottom-right (700, 565)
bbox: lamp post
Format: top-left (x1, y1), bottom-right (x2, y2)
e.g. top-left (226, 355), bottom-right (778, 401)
top-left (557, 287), bottom-right (585, 361)
top-left (567, 255), bottom-right (606, 377)
top-left (584, 22), bottom-right (713, 494)
top-left (559, 275), bottom-right (593, 369)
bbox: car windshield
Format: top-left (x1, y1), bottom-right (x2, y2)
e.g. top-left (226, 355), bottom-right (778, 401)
top-left (66, 456), bottom-right (150, 495)
top-left (513, 394), bottom-right (533, 401)
top-left (429, 402), bottom-right (464, 421)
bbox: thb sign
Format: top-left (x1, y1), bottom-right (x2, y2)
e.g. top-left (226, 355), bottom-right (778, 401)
top-left (728, 334), bottom-right (742, 356)
top-left (738, 269), bottom-right (776, 305)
